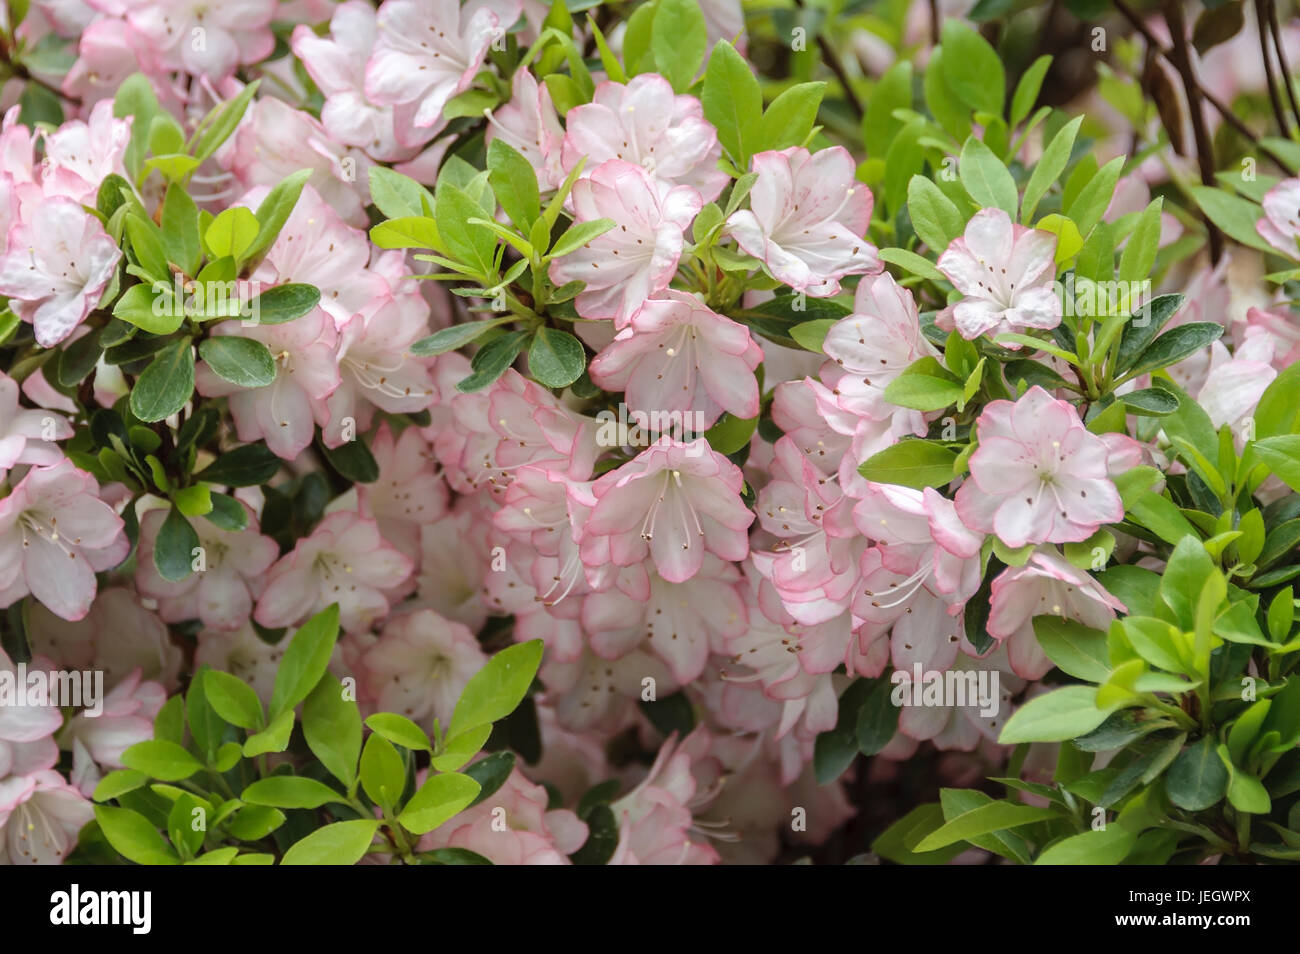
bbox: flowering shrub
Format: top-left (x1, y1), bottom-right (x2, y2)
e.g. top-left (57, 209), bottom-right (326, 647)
top-left (0, 0), bottom-right (1298, 868)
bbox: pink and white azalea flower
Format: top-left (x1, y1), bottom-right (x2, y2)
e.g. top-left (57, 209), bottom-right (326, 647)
top-left (418, 765), bottom-right (587, 864)
top-left (485, 68), bottom-right (566, 191)
top-left (562, 74), bottom-right (728, 202)
top-left (0, 461), bottom-right (127, 621)
top-left (125, 0), bottom-right (277, 80)
top-left (135, 505), bottom-right (279, 632)
top-left (360, 608), bottom-right (485, 730)
top-left (1257, 177), bottom-right (1300, 259)
top-left (955, 386), bottom-right (1124, 548)
top-left (0, 769), bottom-right (93, 864)
top-left (364, 0), bottom-right (522, 133)
top-left (256, 510), bottom-right (413, 633)
top-left (726, 146), bottom-right (880, 297)
top-left (936, 208), bottom-right (1061, 343)
top-left (987, 548), bottom-right (1127, 679)
top-left (0, 195), bottom-right (120, 347)
top-left (194, 308), bottom-right (340, 461)
top-left (0, 371), bottom-right (71, 479)
top-left (588, 290), bottom-right (762, 428)
top-left (548, 160), bottom-right (702, 327)
top-left (582, 439), bottom-right (754, 584)
top-left (0, 649), bottom-right (62, 780)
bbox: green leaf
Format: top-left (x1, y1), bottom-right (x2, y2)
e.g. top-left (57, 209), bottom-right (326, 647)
top-left (365, 713), bottom-right (432, 752)
top-left (398, 773), bottom-right (481, 835)
top-left (161, 186), bottom-right (201, 276)
top-left (431, 724), bottom-right (493, 772)
top-left (437, 184), bottom-right (498, 279)
top-left (907, 175), bottom-right (967, 252)
top-left (303, 673), bottom-right (362, 787)
top-left (1022, 116), bottom-right (1082, 223)
top-left (959, 137), bottom-right (1018, 216)
top-left (245, 169), bottom-right (312, 266)
top-left (281, 819), bottom-right (380, 865)
top-left (858, 440), bottom-right (959, 489)
top-left (153, 505), bottom-right (199, 583)
top-left (320, 436), bottom-right (379, 484)
top-left (940, 20), bottom-right (1006, 116)
top-left (93, 769), bottom-right (149, 802)
top-left (1190, 186), bottom-right (1276, 254)
top-left (130, 339), bottom-right (194, 423)
top-left (914, 800), bottom-right (1057, 852)
top-left (704, 412), bottom-right (758, 455)
top-left (360, 734), bottom-right (406, 809)
top-left (94, 805), bottom-right (179, 865)
top-left (113, 283), bottom-right (183, 335)
top-left (1010, 55), bottom-right (1052, 128)
top-left (1035, 826), bottom-right (1137, 865)
top-left (204, 207), bottom-right (260, 261)
top-left (1120, 387), bottom-right (1180, 416)
top-left (448, 640), bottom-right (543, 737)
top-left (528, 328), bottom-right (587, 388)
top-left (1118, 197), bottom-right (1163, 284)
top-left (788, 318), bottom-right (838, 353)
top-left (242, 776), bottom-right (346, 810)
top-left (465, 751), bottom-right (517, 807)
top-left (121, 740), bottom-right (203, 782)
top-left (548, 217), bottom-right (616, 258)
top-left (883, 359), bottom-right (964, 411)
top-left (759, 82), bottom-right (826, 153)
top-left (204, 669), bottom-right (264, 729)
top-left (191, 80), bottom-right (259, 162)
top-left (242, 709), bottom-right (295, 757)
top-left (1065, 155), bottom-right (1125, 238)
top-left (368, 167), bottom-right (435, 220)
top-left (270, 604), bottom-right (340, 719)
top-left (193, 442), bottom-right (280, 486)
top-left (998, 686), bottom-right (1114, 743)
top-left (456, 331), bottom-right (529, 392)
top-left (125, 214), bottom-right (170, 282)
top-left (225, 806), bottom-right (285, 842)
top-left (409, 317), bottom-right (514, 357)
top-left (701, 40), bottom-right (762, 168)
top-left (1123, 323), bottom-right (1223, 381)
top-left (864, 61), bottom-right (912, 159)
top-left (651, 0), bottom-right (707, 92)
top-left (1034, 618), bottom-right (1110, 682)
top-left (198, 336), bottom-right (276, 388)
top-left (248, 283), bottom-right (321, 325)
top-left (1255, 436), bottom-right (1300, 492)
top-left (487, 139), bottom-right (540, 230)
top-left (1165, 735), bottom-right (1228, 811)
top-left (370, 216), bottom-right (441, 251)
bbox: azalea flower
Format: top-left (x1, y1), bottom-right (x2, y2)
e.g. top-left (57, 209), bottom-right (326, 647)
top-left (418, 765), bottom-right (587, 864)
top-left (0, 371), bottom-right (71, 480)
top-left (726, 146), bottom-right (880, 296)
top-left (582, 439), bottom-right (754, 584)
top-left (356, 422), bottom-right (449, 563)
top-left (0, 195), bottom-right (121, 347)
top-left (955, 386), bottom-right (1124, 548)
top-left (256, 510), bottom-right (413, 633)
top-left (63, 669), bottom-right (166, 795)
top-left (936, 208), bottom-right (1061, 342)
top-left (1257, 177), bottom-right (1300, 259)
top-left (562, 74), bottom-right (728, 202)
top-left (548, 160), bottom-right (702, 327)
top-left (0, 650), bottom-right (61, 780)
top-left (135, 505), bottom-right (280, 632)
top-left (987, 548), bottom-right (1127, 679)
top-left (0, 460), bottom-right (127, 621)
top-left (360, 608), bottom-right (485, 730)
top-left (26, 587), bottom-right (182, 692)
top-left (588, 290), bottom-right (763, 428)
top-left (608, 730), bottom-right (720, 865)
top-left (38, 100), bottom-right (131, 203)
top-left (194, 307), bottom-right (340, 461)
top-left (125, 0), bottom-right (277, 80)
top-left (485, 68), bottom-right (566, 191)
top-left (194, 622), bottom-right (286, 706)
top-left (291, 1), bottom-right (419, 160)
top-left (0, 769), bottom-right (93, 864)
top-left (365, 0), bottom-right (522, 132)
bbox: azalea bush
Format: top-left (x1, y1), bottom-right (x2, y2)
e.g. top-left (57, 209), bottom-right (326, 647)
top-left (0, 0), bottom-right (1299, 868)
